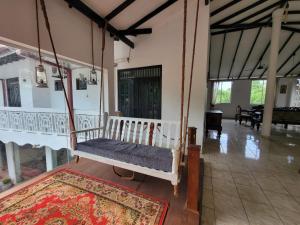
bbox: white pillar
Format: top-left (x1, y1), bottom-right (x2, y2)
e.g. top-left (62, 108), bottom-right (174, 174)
top-left (5, 143), bottom-right (21, 184)
top-left (45, 147), bottom-right (57, 172)
top-left (262, 9), bottom-right (284, 137)
top-left (66, 149), bottom-right (73, 162)
top-left (0, 147), bottom-right (4, 170)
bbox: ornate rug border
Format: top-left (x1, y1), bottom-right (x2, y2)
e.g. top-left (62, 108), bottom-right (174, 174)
top-left (0, 168), bottom-right (169, 225)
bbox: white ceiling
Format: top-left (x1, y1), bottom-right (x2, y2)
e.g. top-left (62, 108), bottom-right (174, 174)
top-left (82, 0), bottom-right (175, 30)
top-left (80, 0), bottom-right (300, 80)
top-left (209, 0), bottom-right (300, 80)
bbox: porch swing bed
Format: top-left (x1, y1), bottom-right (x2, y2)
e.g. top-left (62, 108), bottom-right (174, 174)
top-left (72, 115), bottom-right (182, 189)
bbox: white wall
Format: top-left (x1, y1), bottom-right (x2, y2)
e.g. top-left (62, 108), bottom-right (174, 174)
top-left (0, 57), bottom-right (112, 111)
top-left (114, 0), bottom-right (210, 145)
top-left (0, 0), bottom-right (115, 113)
top-left (208, 80), bottom-right (252, 118)
top-left (71, 68), bottom-right (109, 112)
top-left (207, 77), bottom-right (297, 118)
top-left (290, 78), bottom-right (300, 107)
top-left (275, 78), bottom-right (294, 107)
top-left (0, 59), bottom-right (35, 108)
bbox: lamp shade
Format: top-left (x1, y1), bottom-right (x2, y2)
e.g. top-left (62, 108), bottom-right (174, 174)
top-left (89, 68), bottom-right (97, 85)
top-left (36, 64), bottom-right (48, 88)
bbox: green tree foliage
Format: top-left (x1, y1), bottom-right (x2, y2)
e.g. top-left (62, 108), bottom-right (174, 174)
top-left (250, 80), bottom-right (266, 105)
top-left (215, 82), bottom-right (232, 104)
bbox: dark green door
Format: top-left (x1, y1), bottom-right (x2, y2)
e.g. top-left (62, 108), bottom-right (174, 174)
top-left (118, 65), bottom-right (162, 119)
top-left (7, 78), bottom-right (21, 107)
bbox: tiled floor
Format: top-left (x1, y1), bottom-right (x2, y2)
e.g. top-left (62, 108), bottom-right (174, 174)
top-left (202, 120), bottom-right (300, 225)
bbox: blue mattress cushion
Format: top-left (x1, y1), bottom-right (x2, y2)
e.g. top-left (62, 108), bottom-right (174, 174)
top-left (77, 138), bottom-right (173, 172)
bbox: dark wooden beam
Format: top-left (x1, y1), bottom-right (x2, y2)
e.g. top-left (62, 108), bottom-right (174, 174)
top-left (233, 1), bottom-right (281, 25)
top-left (217, 33), bottom-right (226, 79)
top-left (214, 22), bottom-right (300, 30)
top-left (259, 32), bottom-right (295, 78)
top-left (252, 12), bottom-right (272, 23)
top-left (283, 21), bottom-right (300, 25)
top-left (105, 0), bottom-right (135, 21)
top-left (279, 32), bottom-right (295, 53)
top-left (211, 0), bottom-right (266, 27)
top-left (211, 25), bottom-right (259, 35)
top-left (210, 0), bottom-right (241, 17)
top-left (127, 0), bottom-right (177, 31)
top-left (284, 61), bottom-right (300, 77)
top-left (248, 41), bottom-right (271, 79)
top-left (282, 26), bottom-right (300, 33)
top-left (228, 30), bottom-right (244, 79)
top-left (288, 10), bottom-right (300, 15)
top-left (210, 75), bottom-right (286, 81)
top-left (119, 28), bottom-right (152, 36)
top-left (237, 27), bottom-right (263, 79)
top-left (277, 44), bottom-right (300, 72)
top-left (64, 0), bottom-right (134, 48)
top-left (212, 23), bottom-right (270, 29)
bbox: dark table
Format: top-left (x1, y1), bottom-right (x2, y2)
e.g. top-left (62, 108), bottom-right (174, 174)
top-left (205, 110), bottom-right (223, 138)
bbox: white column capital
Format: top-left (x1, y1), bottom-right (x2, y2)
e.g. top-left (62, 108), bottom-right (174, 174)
top-left (272, 8), bottom-right (284, 20)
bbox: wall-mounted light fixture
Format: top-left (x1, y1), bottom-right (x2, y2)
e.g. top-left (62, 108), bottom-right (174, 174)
top-left (35, 0), bottom-right (48, 88)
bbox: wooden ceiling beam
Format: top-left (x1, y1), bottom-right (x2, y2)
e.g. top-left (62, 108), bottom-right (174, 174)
top-left (248, 41), bottom-right (271, 79)
top-left (211, 0), bottom-right (266, 27)
top-left (119, 28), bottom-right (152, 36)
top-left (217, 33), bottom-right (226, 80)
top-left (210, 0), bottom-right (242, 17)
top-left (105, 0), bottom-right (135, 21)
top-left (237, 27), bottom-right (263, 79)
top-left (277, 44), bottom-right (300, 72)
top-left (64, 0), bottom-right (134, 48)
top-left (227, 30), bottom-right (244, 79)
top-left (282, 26), bottom-right (300, 33)
top-left (211, 25), bottom-right (259, 35)
top-left (233, 1), bottom-right (281, 25)
top-left (259, 32), bottom-right (295, 78)
top-left (288, 10), bottom-right (300, 14)
top-left (284, 61), bottom-right (300, 77)
top-left (127, 0), bottom-right (177, 31)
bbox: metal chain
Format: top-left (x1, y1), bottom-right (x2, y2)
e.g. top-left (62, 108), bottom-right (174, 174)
top-left (35, 0), bottom-right (42, 65)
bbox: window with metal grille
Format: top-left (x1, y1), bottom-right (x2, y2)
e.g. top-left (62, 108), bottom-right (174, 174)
top-left (118, 65), bottom-right (162, 119)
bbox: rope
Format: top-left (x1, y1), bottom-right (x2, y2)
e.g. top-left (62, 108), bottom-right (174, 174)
top-left (91, 20), bottom-right (95, 71)
top-left (98, 22), bottom-right (107, 137)
top-left (35, 0), bottom-right (42, 65)
top-left (39, 0), bottom-right (77, 148)
top-left (183, 0), bottom-right (200, 160)
top-left (179, 0), bottom-right (187, 161)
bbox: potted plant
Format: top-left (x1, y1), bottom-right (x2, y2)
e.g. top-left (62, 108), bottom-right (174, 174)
top-left (1, 178), bottom-right (13, 191)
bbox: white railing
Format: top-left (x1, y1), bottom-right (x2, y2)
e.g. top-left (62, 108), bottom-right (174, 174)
top-left (0, 107), bottom-right (102, 136)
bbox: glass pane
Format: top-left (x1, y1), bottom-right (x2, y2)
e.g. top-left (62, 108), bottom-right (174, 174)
top-left (250, 80), bottom-right (266, 105)
top-left (214, 81), bottom-right (232, 104)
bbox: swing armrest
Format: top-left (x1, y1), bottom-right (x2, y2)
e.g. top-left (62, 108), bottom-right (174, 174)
top-left (171, 143), bottom-right (182, 174)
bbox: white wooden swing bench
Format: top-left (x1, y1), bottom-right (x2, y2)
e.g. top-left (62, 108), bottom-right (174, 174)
top-left (71, 113), bottom-right (183, 195)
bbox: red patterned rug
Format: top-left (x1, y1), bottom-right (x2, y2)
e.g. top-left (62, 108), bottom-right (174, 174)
top-left (0, 169), bottom-right (168, 225)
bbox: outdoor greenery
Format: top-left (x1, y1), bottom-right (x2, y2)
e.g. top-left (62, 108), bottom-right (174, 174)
top-left (2, 178), bottom-right (12, 185)
top-left (250, 80), bottom-right (267, 105)
top-left (214, 81), bottom-right (232, 104)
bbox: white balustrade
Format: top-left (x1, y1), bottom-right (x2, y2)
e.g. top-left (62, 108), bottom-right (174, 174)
top-left (0, 107), bottom-right (102, 136)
